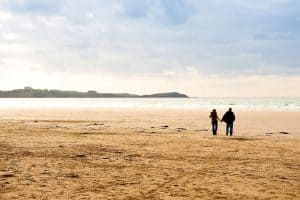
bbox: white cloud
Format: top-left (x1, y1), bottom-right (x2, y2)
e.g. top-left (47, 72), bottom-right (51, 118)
top-left (86, 12), bottom-right (94, 19)
top-left (2, 32), bottom-right (21, 40)
top-left (0, 11), bottom-right (12, 20)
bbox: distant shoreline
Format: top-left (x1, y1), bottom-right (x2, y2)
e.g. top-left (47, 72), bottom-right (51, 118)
top-left (0, 97), bottom-right (188, 98)
top-left (0, 87), bottom-right (188, 98)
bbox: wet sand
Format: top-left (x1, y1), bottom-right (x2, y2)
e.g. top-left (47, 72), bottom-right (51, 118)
top-left (0, 109), bottom-right (299, 199)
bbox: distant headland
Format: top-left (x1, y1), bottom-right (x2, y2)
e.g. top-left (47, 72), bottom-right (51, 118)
top-left (0, 87), bottom-right (188, 98)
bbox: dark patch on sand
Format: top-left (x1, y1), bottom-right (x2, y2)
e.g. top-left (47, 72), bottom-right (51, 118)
top-left (161, 125), bottom-right (169, 129)
top-left (279, 131), bottom-right (289, 135)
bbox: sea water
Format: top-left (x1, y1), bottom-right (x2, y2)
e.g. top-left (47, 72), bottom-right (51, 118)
top-left (0, 97), bottom-right (299, 111)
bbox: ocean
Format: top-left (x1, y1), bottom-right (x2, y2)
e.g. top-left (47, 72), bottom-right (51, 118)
top-left (0, 97), bottom-right (299, 111)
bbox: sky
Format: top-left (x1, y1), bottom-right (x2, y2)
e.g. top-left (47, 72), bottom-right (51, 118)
top-left (0, 0), bottom-right (299, 97)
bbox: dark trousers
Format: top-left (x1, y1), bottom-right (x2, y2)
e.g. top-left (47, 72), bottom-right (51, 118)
top-left (226, 123), bottom-right (233, 136)
top-left (211, 121), bottom-right (218, 135)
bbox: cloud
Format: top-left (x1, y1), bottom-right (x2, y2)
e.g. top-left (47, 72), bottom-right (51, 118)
top-left (120, 0), bottom-right (196, 25)
top-left (159, 0), bottom-right (196, 25)
top-left (121, 0), bottom-right (151, 18)
top-left (2, 0), bottom-right (61, 15)
top-left (0, 0), bottom-right (299, 96)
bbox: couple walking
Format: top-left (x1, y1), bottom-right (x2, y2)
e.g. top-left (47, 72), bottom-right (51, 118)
top-left (209, 108), bottom-right (235, 136)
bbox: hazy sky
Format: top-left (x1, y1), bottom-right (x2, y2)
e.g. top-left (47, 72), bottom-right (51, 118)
top-left (0, 0), bottom-right (299, 97)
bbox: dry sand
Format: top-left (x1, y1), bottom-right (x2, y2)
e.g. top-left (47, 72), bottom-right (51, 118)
top-left (0, 108), bottom-right (299, 199)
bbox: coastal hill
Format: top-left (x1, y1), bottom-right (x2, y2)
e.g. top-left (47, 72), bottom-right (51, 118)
top-left (0, 87), bottom-right (188, 98)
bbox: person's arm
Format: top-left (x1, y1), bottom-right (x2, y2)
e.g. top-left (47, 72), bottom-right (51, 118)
top-left (221, 114), bottom-right (225, 122)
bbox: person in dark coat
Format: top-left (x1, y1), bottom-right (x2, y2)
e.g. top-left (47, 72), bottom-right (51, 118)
top-left (209, 109), bottom-right (221, 136)
top-left (222, 108), bottom-right (236, 136)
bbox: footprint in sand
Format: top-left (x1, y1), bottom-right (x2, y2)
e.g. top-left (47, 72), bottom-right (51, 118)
top-left (1, 173), bottom-right (14, 178)
top-left (196, 129), bottom-right (208, 132)
top-left (265, 132), bottom-right (274, 135)
top-left (161, 125), bottom-right (169, 129)
top-left (279, 131), bottom-right (289, 135)
top-left (265, 132), bottom-right (290, 135)
top-left (75, 154), bottom-right (86, 158)
top-left (176, 128), bottom-right (187, 131)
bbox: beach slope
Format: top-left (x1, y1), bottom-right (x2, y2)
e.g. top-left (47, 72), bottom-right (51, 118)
top-left (0, 109), bottom-right (299, 199)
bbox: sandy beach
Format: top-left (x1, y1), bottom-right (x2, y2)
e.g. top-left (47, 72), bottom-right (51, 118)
top-left (0, 108), bottom-right (299, 199)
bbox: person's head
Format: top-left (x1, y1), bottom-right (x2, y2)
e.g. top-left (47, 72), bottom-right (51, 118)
top-left (212, 109), bottom-right (216, 113)
top-left (229, 108), bottom-right (232, 112)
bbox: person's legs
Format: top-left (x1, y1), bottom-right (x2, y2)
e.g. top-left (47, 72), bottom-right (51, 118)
top-left (226, 123), bottom-right (229, 136)
top-left (230, 123), bottom-right (233, 136)
top-left (212, 121), bottom-right (218, 135)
